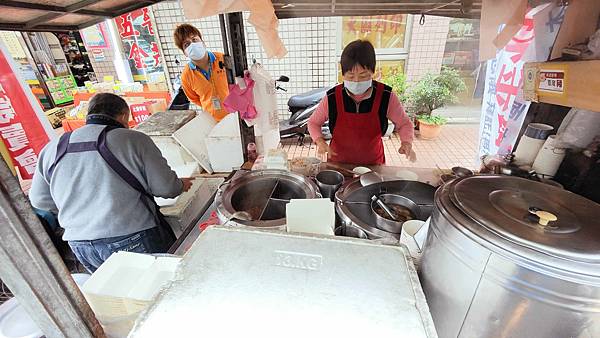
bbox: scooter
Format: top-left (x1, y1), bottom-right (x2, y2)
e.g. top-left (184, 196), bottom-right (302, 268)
top-left (277, 76), bottom-right (331, 144)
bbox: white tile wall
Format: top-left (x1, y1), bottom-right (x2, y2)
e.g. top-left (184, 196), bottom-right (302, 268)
top-left (405, 15), bottom-right (451, 84)
top-left (151, 1), bottom-right (338, 119)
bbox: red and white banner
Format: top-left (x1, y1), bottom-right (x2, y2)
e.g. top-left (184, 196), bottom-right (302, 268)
top-left (0, 41), bottom-right (55, 179)
top-left (478, 4), bottom-right (566, 157)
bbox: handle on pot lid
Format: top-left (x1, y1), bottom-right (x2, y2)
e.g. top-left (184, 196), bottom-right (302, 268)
top-left (535, 210), bottom-right (558, 226)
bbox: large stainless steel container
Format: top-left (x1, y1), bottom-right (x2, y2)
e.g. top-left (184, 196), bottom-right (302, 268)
top-left (420, 175), bottom-right (600, 338)
top-left (215, 170), bottom-right (321, 229)
top-left (130, 226), bottom-right (438, 337)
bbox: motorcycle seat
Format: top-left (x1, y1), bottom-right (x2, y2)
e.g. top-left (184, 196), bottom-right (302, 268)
top-left (287, 87), bottom-right (329, 108)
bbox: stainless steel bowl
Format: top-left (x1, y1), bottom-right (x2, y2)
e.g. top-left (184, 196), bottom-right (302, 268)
top-left (370, 194), bottom-right (419, 234)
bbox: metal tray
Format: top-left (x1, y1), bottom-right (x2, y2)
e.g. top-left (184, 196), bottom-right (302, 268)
top-left (130, 227), bottom-right (437, 338)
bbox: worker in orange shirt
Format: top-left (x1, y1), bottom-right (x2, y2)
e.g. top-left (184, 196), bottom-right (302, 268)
top-left (174, 24), bottom-right (229, 122)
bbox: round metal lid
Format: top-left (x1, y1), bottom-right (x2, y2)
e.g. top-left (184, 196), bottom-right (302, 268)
top-left (448, 175), bottom-right (600, 263)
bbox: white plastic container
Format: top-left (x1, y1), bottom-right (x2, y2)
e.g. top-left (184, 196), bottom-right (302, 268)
top-left (81, 252), bottom-right (181, 337)
top-left (532, 135), bottom-right (566, 178)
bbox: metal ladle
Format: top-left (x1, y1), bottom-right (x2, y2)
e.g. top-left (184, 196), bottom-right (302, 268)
top-left (371, 195), bottom-right (399, 221)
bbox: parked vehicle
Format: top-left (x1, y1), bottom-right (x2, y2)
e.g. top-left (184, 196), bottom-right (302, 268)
top-left (278, 82), bottom-right (330, 144)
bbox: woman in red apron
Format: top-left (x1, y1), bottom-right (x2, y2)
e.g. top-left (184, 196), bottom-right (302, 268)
top-left (308, 40), bottom-right (416, 165)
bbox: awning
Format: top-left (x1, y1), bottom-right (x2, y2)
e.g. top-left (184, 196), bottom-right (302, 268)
top-left (0, 0), bottom-right (162, 32)
top-left (0, 0), bottom-right (481, 33)
top-left (273, 0), bottom-right (482, 19)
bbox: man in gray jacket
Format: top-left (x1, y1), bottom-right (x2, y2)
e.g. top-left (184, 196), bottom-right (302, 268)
top-left (30, 93), bottom-right (193, 272)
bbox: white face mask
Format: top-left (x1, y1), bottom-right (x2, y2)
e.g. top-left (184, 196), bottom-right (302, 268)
top-left (344, 79), bottom-right (372, 95)
top-left (185, 42), bottom-right (207, 61)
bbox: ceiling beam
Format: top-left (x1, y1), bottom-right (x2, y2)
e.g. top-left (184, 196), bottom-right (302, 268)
top-left (24, 0), bottom-right (105, 29)
top-left (0, 0), bottom-right (111, 17)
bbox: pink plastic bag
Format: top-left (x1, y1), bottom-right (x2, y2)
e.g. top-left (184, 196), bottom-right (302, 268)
top-left (223, 72), bottom-right (258, 120)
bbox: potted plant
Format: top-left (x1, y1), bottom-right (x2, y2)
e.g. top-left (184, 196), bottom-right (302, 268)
top-left (416, 115), bottom-right (448, 139)
top-left (407, 66), bottom-right (466, 139)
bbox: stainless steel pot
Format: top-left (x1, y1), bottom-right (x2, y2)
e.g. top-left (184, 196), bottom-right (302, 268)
top-left (419, 175), bottom-right (600, 338)
top-left (336, 180), bottom-right (436, 240)
top-left (215, 170), bottom-right (321, 229)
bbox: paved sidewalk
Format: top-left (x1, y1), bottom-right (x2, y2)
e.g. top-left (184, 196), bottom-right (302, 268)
top-left (282, 124), bottom-right (480, 170)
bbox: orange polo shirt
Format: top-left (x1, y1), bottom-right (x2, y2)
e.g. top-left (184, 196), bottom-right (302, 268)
top-left (181, 51), bottom-right (229, 122)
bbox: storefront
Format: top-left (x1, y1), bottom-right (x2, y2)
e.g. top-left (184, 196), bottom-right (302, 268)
top-left (0, 1), bottom-right (599, 338)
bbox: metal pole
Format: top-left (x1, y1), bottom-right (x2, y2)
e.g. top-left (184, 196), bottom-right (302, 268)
top-left (224, 12), bottom-right (254, 160)
top-left (0, 160), bottom-right (104, 337)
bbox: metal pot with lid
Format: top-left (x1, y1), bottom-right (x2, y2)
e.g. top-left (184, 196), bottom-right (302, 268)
top-left (336, 180), bottom-right (436, 240)
top-left (215, 170), bottom-right (321, 229)
top-left (419, 175), bottom-right (600, 338)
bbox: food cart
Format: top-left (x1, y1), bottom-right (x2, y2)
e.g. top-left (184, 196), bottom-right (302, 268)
top-left (0, 1), bottom-right (599, 338)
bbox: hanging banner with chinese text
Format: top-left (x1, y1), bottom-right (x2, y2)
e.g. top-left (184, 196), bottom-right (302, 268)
top-left (115, 8), bottom-right (165, 83)
top-left (0, 41), bottom-right (55, 179)
top-left (478, 4), bottom-right (566, 157)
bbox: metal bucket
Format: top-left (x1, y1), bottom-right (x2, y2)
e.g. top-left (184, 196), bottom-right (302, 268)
top-left (316, 170), bottom-right (344, 201)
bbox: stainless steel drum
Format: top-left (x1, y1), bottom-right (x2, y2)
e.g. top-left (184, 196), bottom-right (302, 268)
top-left (419, 175), bottom-right (600, 338)
top-left (336, 180), bottom-right (436, 240)
top-left (215, 170), bottom-right (321, 229)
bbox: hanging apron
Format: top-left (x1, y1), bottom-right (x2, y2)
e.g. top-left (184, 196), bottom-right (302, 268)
top-left (47, 125), bottom-right (177, 242)
top-left (329, 83), bottom-right (386, 165)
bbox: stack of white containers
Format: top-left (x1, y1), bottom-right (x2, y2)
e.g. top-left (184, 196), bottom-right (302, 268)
top-left (81, 252), bottom-right (181, 338)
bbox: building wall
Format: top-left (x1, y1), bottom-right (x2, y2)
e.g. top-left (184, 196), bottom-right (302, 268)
top-left (404, 15), bottom-right (451, 84)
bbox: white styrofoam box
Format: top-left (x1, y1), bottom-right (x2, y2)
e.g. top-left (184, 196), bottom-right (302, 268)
top-left (206, 112), bottom-right (244, 173)
top-left (162, 177), bottom-right (224, 237)
top-left (129, 227), bottom-right (437, 338)
top-left (81, 252), bottom-right (181, 320)
top-left (286, 198), bottom-right (335, 236)
top-left (172, 111), bottom-right (216, 174)
top-left (150, 137), bottom-right (197, 169)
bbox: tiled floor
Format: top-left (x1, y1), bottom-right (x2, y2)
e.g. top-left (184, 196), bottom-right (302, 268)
top-left (281, 124), bottom-right (480, 170)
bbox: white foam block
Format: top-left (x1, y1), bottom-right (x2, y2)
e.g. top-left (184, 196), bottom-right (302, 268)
top-left (286, 199), bottom-right (335, 236)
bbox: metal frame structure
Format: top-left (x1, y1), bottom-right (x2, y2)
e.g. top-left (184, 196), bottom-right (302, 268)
top-left (1, 0), bottom-right (482, 33)
top-left (0, 0), bottom-right (163, 32)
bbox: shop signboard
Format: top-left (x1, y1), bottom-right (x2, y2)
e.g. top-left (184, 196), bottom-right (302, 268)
top-left (478, 4), bottom-right (566, 158)
top-left (0, 41), bottom-right (54, 179)
top-left (115, 9), bottom-right (164, 83)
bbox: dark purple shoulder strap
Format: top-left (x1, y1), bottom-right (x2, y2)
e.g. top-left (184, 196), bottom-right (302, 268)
top-left (47, 132), bottom-right (72, 179)
top-left (96, 126), bottom-right (151, 198)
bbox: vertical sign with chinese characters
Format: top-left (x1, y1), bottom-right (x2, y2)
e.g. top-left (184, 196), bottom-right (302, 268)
top-left (0, 41), bottom-right (54, 179)
top-left (115, 8), bottom-right (164, 83)
top-left (478, 5), bottom-right (566, 158)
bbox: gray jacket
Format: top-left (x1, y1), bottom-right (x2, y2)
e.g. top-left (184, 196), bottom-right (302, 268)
top-left (30, 124), bottom-right (183, 241)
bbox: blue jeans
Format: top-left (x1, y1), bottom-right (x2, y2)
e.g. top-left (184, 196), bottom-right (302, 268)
top-left (68, 227), bottom-right (174, 273)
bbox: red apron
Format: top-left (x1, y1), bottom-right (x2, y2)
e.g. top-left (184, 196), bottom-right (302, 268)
top-left (329, 82), bottom-right (385, 165)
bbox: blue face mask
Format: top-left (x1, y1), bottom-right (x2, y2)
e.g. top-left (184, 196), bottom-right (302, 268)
top-left (344, 79), bottom-right (372, 95)
top-left (185, 42), bottom-right (207, 61)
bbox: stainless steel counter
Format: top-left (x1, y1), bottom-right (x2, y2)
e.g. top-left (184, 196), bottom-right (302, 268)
top-left (170, 166), bottom-right (441, 256)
